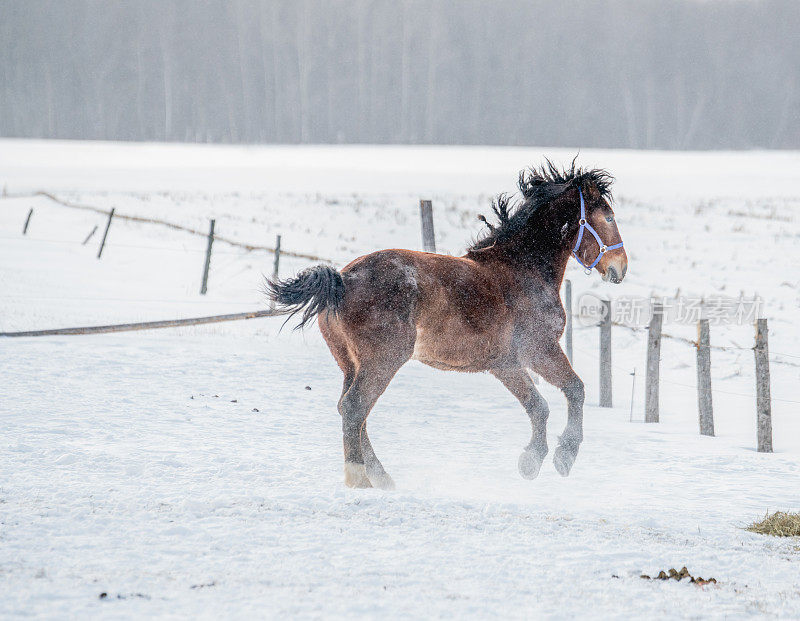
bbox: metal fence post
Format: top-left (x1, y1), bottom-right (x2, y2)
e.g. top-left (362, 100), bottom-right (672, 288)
top-left (23, 208), bottom-right (33, 234)
top-left (200, 218), bottom-right (215, 295)
top-left (97, 208), bottom-right (115, 259)
top-left (82, 225), bottom-right (99, 245)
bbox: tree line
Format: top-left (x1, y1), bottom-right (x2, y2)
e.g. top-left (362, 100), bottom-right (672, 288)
top-left (1, 0), bottom-right (798, 149)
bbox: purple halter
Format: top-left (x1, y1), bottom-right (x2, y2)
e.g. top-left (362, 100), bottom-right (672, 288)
top-left (572, 188), bottom-right (624, 273)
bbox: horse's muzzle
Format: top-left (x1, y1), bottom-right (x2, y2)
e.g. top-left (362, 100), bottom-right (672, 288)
top-left (602, 262), bottom-right (627, 284)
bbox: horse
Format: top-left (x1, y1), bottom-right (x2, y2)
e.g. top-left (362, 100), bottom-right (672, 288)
top-left (267, 160), bottom-right (627, 489)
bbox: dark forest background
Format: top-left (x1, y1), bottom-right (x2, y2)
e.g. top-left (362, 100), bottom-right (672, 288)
top-left (1, 0), bottom-right (798, 149)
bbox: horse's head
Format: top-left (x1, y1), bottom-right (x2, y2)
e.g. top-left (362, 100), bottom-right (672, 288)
top-left (471, 162), bottom-right (628, 285)
top-left (571, 184), bottom-right (627, 284)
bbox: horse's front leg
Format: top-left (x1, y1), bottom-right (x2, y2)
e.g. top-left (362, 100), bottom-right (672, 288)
top-left (492, 369), bottom-right (550, 480)
top-left (553, 375), bottom-right (584, 476)
top-left (532, 345), bottom-right (585, 477)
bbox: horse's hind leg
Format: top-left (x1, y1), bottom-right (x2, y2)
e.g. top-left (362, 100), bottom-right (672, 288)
top-left (531, 345), bottom-right (585, 477)
top-left (327, 334), bottom-right (370, 486)
top-left (492, 368), bottom-right (550, 480)
top-left (361, 427), bottom-right (395, 490)
top-left (338, 352), bottom-right (409, 489)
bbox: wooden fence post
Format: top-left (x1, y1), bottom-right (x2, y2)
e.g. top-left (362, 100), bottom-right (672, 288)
top-left (564, 279), bottom-right (573, 364)
top-left (23, 208), bottom-right (33, 234)
top-left (200, 219), bottom-right (215, 295)
top-left (270, 234), bottom-right (282, 310)
top-left (696, 319), bottom-right (714, 436)
top-left (97, 207), bottom-right (115, 259)
top-left (599, 298), bottom-right (612, 407)
top-left (419, 199), bottom-right (436, 252)
top-left (645, 302), bottom-right (663, 423)
top-left (754, 318), bottom-right (773, 453)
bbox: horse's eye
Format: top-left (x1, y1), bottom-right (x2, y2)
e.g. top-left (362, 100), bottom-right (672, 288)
top-left (605, 216), bottom-right (614, 223)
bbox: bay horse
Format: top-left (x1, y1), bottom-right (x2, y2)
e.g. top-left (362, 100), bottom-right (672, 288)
top-left (268, 161), bottom-right (627, 489)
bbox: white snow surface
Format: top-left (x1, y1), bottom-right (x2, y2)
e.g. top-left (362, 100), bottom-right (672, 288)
top-left (1, 139), bottom-right (799, 618)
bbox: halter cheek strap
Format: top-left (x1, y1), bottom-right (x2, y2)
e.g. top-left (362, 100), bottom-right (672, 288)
top-left (572, 188), bottom-right (624, 273)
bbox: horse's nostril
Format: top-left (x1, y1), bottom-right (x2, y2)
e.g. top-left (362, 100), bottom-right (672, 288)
top-left (607, 266), bottom-right (619, 283)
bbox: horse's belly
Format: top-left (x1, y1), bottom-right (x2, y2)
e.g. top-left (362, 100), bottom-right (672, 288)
top-left (411, 326), bottom-right (510, 371)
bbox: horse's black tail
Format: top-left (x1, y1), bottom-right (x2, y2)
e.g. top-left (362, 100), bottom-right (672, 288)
top-left (265, 265), bottom-right (345, 329)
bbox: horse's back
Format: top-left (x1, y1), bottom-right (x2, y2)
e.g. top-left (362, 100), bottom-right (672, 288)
top-left (325, 249), bottom-right (514, 371)
top-left (339, 248), bottom-right (504, 321)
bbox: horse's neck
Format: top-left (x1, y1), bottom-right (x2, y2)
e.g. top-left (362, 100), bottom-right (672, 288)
top-left (468, 207), bottom-right (576, 290)
top-left (546, 243), bottom-right (573, 288)
top-left (518, 222), bottom-right (574, 289)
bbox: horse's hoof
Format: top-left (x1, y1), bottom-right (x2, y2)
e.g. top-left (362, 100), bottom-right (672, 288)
top-left (367, 470), bottom-right (396, 491)
top-left (518, 449), bottom-right (546, 480)
top-left (553, 446), bottom-right (577, 477)
top-left (344, 462), bottom-right (372, 488)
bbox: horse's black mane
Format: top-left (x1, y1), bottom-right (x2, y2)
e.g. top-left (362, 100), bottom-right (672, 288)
top-left (470, 159), bottom-right (614, 252)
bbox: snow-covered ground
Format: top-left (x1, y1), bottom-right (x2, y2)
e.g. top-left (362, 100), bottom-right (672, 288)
top-left (1, 139), bottom-right (799, 618)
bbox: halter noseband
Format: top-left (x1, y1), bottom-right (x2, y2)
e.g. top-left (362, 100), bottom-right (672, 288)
top-left (572, 188), bottom-right (623, 274)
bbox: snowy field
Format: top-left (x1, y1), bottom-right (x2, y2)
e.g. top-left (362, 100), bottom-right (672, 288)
top-left (2, 139), bottom-right (800, 618)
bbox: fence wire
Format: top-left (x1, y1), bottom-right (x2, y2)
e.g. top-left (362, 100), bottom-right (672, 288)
top-left (4, 190), bottom-right (331, 262)
top-left (4, 191), bottom-right (799, 410)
